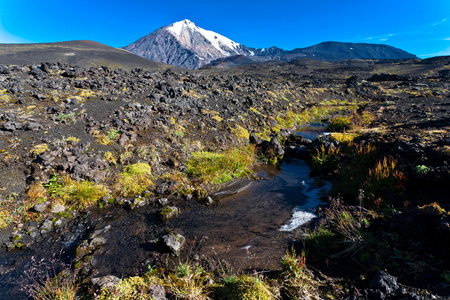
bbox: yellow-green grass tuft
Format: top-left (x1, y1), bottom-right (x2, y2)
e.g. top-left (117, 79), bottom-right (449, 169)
top-left (114, 162), bottom-right (153, 197)
top-left (187, 145), bottom-right (255, 184)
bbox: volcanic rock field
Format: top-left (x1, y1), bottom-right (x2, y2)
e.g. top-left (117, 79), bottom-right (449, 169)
top-left (0, 57), bottom-right (449, 299)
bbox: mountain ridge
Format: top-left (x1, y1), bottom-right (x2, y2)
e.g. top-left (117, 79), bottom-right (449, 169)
top-left (123, 19), bottom-right (417, 69)
top-left (0, 40), bottom-right (181, 71)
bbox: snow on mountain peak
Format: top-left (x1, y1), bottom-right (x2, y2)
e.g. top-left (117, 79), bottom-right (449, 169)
top-left (166, 19), bottom-right (241, 56)
top-left (167, 19), bottom-right (198, 36)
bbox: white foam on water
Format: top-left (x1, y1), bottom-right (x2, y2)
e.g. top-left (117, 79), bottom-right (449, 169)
top-left (280, 179), bottom-right (332, 232)
top-left (279, 210), bottom-right (317, 231)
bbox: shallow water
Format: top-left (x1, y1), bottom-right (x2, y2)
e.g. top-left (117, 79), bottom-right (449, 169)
top-left (167, 125), bottom-right (330, 269)
top-left (171, 156), bottom-right (330, 270)
top-left (0, 126), bottom-right (329, 296)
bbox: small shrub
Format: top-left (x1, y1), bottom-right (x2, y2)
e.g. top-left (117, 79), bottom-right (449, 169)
top-left (26, 270), bottom-right (78, 300)
top-left (212, 115), bottom-right (223, 122)
top-left (65, 136), bottom-right (80, 144)
top-left (0, 186), bottom-right (46, 228)
top-left (276, 113), bottom-right (296, 129)
top-left (56, 112), bottom-right (76, 121)
top-left (280, 249), bottom-right (306, 280)
top-left (364, 156), bottom-right (405, 207)
top-left (0, 206), bottom-right (13, 229)
top-left (174, 129), bottom-right (185, 138)
top-left (304, 226), bottom-right (336, 259)
top-left (27, 182), bottom-right (48, 203)
top-left (187, 145), bottom-right (255, 183)
top-left (325, 197), bottom-right (363, 244)
top-left (443, 271), bottom-right (450, 283)
top-left (114, 163), bottom-right (153, 197)
top-left (104, 151), bottom-right (117, 166)
top-left (421, 202), bottom-right (446, 215)
top-left (330, 132), bottom-right (355, 143)
top-left (161, 170), bottom-right (194, 196)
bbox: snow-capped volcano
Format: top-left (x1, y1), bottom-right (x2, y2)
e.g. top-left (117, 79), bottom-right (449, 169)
top-left (167, 19), bottom-right (242, 56)
top-left (123, 19), bottom-right (253, 69)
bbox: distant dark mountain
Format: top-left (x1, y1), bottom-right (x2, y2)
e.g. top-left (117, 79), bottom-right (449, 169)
top-left (201, 55), bottom-right (257, 69)
top-left (280, 41), bottom-right (417, 61)
top-left (124, 20), bottom-right (417, 69)
top-left (204, 41), bottom-right (417, 68)
top-left (0, 40), bottom-right (179, 70)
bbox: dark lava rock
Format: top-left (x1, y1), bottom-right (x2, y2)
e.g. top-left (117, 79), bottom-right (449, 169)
top-left (369, 270), bottom-right (399, 295)
top-left (367, 73), bottom-right (412, 82)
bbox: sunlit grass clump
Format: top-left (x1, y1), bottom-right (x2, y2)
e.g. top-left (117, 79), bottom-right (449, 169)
top-left (114, 162), bottom-right (153, 197)
top-left (164, 262), bottom-right (211, 299)
top-left (27, 271), bottom-right (78, 300)
top-left (216, 274), bottom-right (277, 300)
top-left (97, 275), bottom-right (162, 300)
top-left (187, 145), bottom-right (255, 183)
top-left (48, 175), bottom-right (108, 209)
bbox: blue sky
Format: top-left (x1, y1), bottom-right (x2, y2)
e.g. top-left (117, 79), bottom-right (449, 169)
top-left (0, 0), bottom-right (449, 58)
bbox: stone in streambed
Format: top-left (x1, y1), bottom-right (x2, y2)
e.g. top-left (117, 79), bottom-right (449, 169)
top-left (161, 233), bottom-right (185, 255)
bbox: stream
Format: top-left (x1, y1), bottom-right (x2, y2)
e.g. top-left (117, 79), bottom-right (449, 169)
top-left (0, 125), bottom-right (330, 299)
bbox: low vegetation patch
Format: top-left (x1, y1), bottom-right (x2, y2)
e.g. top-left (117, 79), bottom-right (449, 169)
top-left (327, 115), bottom-right (351, 132)
top-left (47, 175), bottom-right (108, 209)
top-left (311, 139), bottom-right (405, 209)
top-left (97, 275), bottom-right (162, 300)
top-left (113, 162), bottom-right (153, 197)
top-left (187, 145), bottom-right (256, 183)
top-left (25, 269), bottom-right (78, 300)
top-left (216, 274), bottom-right (277, 300)
top-left (164, 262), bottom-right (211, 299)
top-left (279, 249), bottom-right (320, 299)
top-left (94, 129), bottom-right (121, 145)
top-left (311, 144), bottom-right (340, 174)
